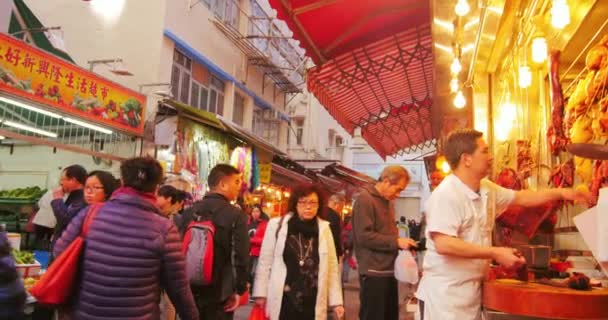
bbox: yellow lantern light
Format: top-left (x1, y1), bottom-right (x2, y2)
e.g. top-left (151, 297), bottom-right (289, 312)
top-left (284, 191), bottom-right (291, 198)
top-left (551, 0), bottom-right (570, 29)
top-left (450, 57), bottom-right (462, 75)
top-left (454, 90), bottom-right (466, 109)
top-left (450, 78), bottom-right (459, 93)
top-left (531, 37), bottom-right (548, 63)
top-left (436, 155), bottom-right (451, 174)
top-left (455, 0), bottom-right (470, 17)
top-left (518, 65), bottom-right (532, 88)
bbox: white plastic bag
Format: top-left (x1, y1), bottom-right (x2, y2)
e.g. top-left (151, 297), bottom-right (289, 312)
top-left (394, 250), bottom-right (419, 284)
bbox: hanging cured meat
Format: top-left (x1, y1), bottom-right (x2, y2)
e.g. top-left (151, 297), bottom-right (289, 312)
top-left (548, 51), bottom-right (568, 155)
top-left (495, 168), bottom-right (560, 238)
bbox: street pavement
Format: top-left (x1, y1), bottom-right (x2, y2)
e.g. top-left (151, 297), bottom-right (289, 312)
top-left (234, 270), bottom-right (417, 320)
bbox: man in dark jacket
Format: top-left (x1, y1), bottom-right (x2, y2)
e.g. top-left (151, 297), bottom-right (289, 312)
top-left (326, 194), bottom-right (345, 259)
top-left (352, 165), bottom-right (418, 320)
top-left (50, 164), bottom-right (87, 253)
top-left (179, 164), bottom-right (249, 320)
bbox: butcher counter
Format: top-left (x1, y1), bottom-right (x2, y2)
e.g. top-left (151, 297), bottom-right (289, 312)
top-left (483, 279), bottom-right (608, 319)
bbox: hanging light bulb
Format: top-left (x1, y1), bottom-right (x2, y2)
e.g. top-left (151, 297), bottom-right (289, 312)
top-left (450, 57), bottom-right (462, 75)
top-left (502, 100), bottom-right (517, 123)
top-left (455, 0), bottom-right (470, 16)
top-left (454, 90), bottom-right (466, 109)
top-left (450, 78), bottom-right (459, 93)
top-left (551, 0), bottom-right (570, 29)
top-left (441, 161), bottom-right (451, 174)
top-left (435, 155), bottom-right (451, 174)
top-left (531, 37), bottom-right (548, 63)
top-left (518, 65), bottom-right (532, 88)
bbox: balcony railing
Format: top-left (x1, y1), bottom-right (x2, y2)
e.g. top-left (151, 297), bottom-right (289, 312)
top-left (210, 0), bottom-right (306, 94)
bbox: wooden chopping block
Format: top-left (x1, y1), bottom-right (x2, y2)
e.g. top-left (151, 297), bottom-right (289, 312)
top-left (483, 280), bottom-right (608, 319)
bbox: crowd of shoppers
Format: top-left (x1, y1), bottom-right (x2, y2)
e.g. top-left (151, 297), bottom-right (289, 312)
top-left (4, 127), bottom-right (594, 320)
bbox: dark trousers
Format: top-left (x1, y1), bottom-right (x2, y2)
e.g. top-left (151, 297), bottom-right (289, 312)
top-left (193, 291), bottom-right (234, 320)
top-left (359, 275), bottom-right (398, 320)
top-left (419, 300), bottom-right (425, 320)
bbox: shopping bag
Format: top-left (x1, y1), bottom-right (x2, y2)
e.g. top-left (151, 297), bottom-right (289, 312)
top-left (29, 205), bottom-right (101, 305)
top-left (238, 290), bottom-right (249, 306)
top-left (249, 305), bottom-right (268, 320)
top-left (394, 250), bottom-right (419, 284)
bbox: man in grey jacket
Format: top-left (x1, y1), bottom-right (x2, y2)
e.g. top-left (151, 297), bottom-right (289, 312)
top-left (352, 165), bottom-right (417, 320)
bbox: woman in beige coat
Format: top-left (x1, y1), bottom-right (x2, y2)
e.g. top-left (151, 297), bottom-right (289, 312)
top-left (253, 184), bottom-right (344, 320)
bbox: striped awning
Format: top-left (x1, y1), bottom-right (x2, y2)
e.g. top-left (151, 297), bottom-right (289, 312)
top-left (268, 0), bottom-right (436, 158)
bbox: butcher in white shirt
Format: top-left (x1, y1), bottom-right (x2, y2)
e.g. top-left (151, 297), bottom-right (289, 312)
top-left (416, 129), bottom-right (594, 320)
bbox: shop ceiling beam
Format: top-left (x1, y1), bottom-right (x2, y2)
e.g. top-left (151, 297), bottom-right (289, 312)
top-left (465, 0), bottom-right (488, 87)
top-left (293, 0), bottom-right (338, 15)
top-left (278, 0), bottom-right (327, 64)
top-left (324, 3), bottom-right (426, 56)
top-left (486, 0), bottom-right (521, 73)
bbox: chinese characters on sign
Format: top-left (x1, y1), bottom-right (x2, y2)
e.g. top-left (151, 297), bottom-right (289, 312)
top-left (0, 33), bottom-right (145, 135)
top-left (259, 164), bottom-right (272, 184)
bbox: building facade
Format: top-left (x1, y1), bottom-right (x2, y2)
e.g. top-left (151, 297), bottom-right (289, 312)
top-left (21, 0), bottom-right (304, 152)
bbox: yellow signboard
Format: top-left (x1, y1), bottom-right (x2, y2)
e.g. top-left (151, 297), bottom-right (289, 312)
top-left (0, 33), bottom-right (146, 135)
top-left (259, 163), bottom-right (272, 184)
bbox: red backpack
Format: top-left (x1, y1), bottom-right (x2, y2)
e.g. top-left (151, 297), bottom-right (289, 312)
top-left (182, 212), bottom-right (216, 286)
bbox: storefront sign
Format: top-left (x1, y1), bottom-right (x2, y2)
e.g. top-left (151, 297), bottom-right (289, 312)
top-left (259, 163), bottom-right (272, 184)
top-left (0, 33), bottom-right (145, 135)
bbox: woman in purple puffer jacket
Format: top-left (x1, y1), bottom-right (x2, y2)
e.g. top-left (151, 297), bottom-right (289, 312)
top-left (54, 157), bottom-right (198, 320)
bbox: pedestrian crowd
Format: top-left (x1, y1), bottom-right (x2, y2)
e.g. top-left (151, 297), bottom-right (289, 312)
top-left (0, 128), bottom-right (595, 320)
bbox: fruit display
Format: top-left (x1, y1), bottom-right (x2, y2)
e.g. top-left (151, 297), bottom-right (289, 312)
top-left (11, 249), bottom-right (35, 264)
top-left (0, 186), bottom-right (46, 200)
top-left (23, 276), bottom-right (38, 290)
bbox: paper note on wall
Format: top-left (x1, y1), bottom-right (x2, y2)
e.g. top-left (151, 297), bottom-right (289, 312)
top-left (259, 164), bottom-right (271, 184)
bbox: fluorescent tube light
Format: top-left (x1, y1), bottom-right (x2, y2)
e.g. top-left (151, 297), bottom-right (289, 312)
top-left (0, 96), bottom-right (61, 119)
top-left (63, 117), bottom-right (113, 135)
top-left (3, 120), bottom-right (58, 138)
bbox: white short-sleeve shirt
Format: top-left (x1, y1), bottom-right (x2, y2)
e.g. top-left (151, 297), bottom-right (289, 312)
top-left (416, 174), bottom-right (515, 320)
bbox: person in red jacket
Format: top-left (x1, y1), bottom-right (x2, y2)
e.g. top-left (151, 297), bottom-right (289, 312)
top-left (248, 205), bottom-right (268, 297)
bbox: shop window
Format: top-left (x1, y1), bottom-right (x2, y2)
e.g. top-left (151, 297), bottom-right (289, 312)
top-left (217, 93), bottom-right (224, 116)
top-left (171, 65), bottom-right (180, 100)
top-left (233, 93), bottom-right (245, 126)
top-left (253, 108), bottom-right (264, 137)
top-left (328, 130), bottom-right (335, 147)
top-left (191, 82), bottom-right (200, 109)
top-left (252, 107), bottom-right (280, 145)
top-left (202, 0), bottom-right (239, 28)
top-left (172, 49), bottom-right (193, 105)
top-left (171, 49), bottom-right (225, 115)
top-left (335, 136), bottom-right (344, 147)
top-left (295, 118), bottom-right (304, 145)
top-left (180, 71), bottom-right (190, 103)
top-left (200, 87), bottom-right (209, 110)
top-left (209, 90), bottom-right (217, 114)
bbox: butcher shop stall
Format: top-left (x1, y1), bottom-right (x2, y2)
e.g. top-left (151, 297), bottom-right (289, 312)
top-left (432, 0), bottom-right (608, 318)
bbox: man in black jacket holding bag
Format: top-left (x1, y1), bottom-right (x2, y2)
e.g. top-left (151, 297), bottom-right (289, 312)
top-left (179, 164), bottom-right (249, 320)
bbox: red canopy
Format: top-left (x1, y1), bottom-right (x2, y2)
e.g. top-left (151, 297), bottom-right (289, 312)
top-left (269, 0), bottom-right (435, 158)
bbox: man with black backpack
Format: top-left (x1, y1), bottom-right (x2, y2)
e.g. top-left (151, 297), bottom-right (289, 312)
top-left (179, 164), bottom-right (250, 320)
